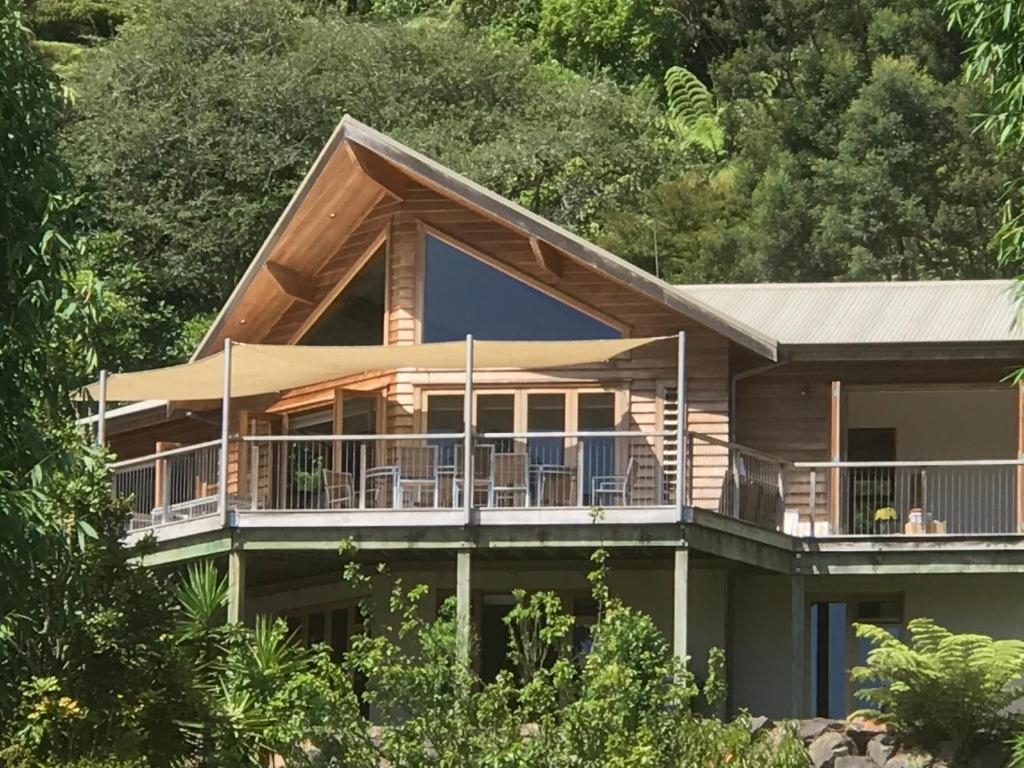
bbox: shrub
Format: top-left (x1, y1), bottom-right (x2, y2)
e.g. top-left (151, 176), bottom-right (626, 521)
top-left (851, 617), bottom-right (1024, 762)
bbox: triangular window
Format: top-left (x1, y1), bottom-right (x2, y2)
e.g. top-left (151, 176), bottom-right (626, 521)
top-left (302, 246), bottom-right (386, 346)
top-left (421, 235), bottom-right (620, 342)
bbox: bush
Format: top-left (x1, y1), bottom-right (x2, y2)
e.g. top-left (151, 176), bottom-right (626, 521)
top-left (851, 617), bottom-right (1024, 762)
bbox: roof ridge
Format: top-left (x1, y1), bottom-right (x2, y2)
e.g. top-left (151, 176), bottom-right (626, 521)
top-left (676, 279), bottom-right (1014, 290)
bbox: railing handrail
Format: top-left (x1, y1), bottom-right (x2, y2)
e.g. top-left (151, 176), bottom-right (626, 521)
top-left (110, 439), bottom-right (222, 469)
top-left (690, 432), bottom-right (789, 466)
top-left (240, 432), bottom-right (465, 443)
top-left (476, 430), bottom-right (671, 439)
top-left (795, 458), bottom-right (1023, 469)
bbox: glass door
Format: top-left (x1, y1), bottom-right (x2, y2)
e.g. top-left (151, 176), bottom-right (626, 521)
top-left (578, 393), bottom-right (616, 505)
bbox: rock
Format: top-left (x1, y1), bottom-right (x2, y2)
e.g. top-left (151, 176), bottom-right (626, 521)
top-left (867, 734), bottom-right (897, 766)
top-left (801, 718), bottom-right (843, 743)
top-left (885, 751), bottom-right (933, 768)
top-left (847, 718), bottom-right (887, 754)
top-left (749, 715), bottom-right (774, 736)
top-left (809, 731), bottom-right (854, 768)
top-left (835, 758), bottom-right (876, 768)
top-left (519, 722), bottom-right (539, 738)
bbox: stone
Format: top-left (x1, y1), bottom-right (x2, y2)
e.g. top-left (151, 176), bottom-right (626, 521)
top-left (835, 758), bottom-right (876, 768)
top-left (866, 734), bottom-right (897, 766)
top-left (801, 718), bottom-right (843, 743)
top-left (749, 715), bottom-right (774, 736)
top-left (847, 718), bottom-right (887, 754)
top-left (885, 751), bottom-right (933, 768)
top-left (809, 731), bottom-right (854, 768)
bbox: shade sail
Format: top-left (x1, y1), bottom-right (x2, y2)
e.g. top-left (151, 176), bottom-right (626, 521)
top-left (82, 337), bottom-right (668, 402)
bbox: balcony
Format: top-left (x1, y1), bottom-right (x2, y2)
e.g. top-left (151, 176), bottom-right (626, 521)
top-left (110, 430), bottom-right (789, 538)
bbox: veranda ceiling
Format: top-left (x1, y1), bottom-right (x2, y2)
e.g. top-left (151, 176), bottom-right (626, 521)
top-left (82, 337), bottom-right (667, 402)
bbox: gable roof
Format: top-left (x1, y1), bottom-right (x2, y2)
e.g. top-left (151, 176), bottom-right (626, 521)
top-left (192, 116), bottom-right (779, 361)
top-left (675, 280), bottom-right (1023, 347)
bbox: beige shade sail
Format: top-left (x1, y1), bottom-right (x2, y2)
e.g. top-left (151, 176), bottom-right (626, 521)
top-left (81, 337), bottom-right (668, 402)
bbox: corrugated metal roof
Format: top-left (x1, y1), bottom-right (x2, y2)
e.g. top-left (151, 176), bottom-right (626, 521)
top-left (674, 280), bottom-right (1023, 345)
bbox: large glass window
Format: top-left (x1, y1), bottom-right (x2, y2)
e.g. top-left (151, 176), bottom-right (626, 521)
top-left (527, 393), bottom-right (565, 465)
top-left (422, 235), bottom-right (621, 342)
top-left (478, 394), bottom-right (515, 453)
top-left (579, 393), bottom-right (615, 504)
top-left (302, 247), bottom-right (386, 346)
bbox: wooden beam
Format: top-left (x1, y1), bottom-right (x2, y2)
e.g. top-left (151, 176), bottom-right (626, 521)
top-left (828, 380), bottom-right (842, 534)
top-left (672, 545), bottom-right (689, 661)
top-left (346, 142), bottom-right (409, 201)
top-left (265, 261), bottom-right (317, 305)
top-left (529, 237), bottom-right (563, 283)
top-left (228, 549), bottom-right (246, 624)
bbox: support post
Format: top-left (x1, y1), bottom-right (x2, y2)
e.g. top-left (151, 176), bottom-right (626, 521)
top-left (456, 550), bottom-right (471, 663)
top-left (672, 545), bottom-right (689, 661)
top-left (1017, 380), bottom-right (1023, 532)
top-left (675, 331), bottom-right (687, 518)
top-left (219, 339), bottom-right (233, 527)
top-left (228, 550), bottom-right (246, 624)
top-left (828, 380), bottom-right (842, 534)
top-left (96, 369), bottom-right (108, 447)
top-left (790, 572), bottom-right (806, 718)
top-left (463, 334), bottom-right (474, 525)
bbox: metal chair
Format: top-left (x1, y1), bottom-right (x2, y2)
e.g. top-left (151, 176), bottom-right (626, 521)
top-left (323, 468), bottom-right (355, 509)
top-left (493, 452), bottom-right (530, 507)
top-left (453, 444), bottom-right (494, 507)
top-left (591, 456), bottom-right (636, 507)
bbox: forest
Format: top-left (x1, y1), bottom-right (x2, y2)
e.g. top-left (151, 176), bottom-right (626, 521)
top-left (20, 0), bottom-right (1022, 370)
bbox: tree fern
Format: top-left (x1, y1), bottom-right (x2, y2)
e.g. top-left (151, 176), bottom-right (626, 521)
top-left (850, 618), bottom-right (1024, 763)
top-left (663, 66), bottom-right (724, 156)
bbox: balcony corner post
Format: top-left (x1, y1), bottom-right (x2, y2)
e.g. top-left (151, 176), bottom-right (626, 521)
top-left (97, 369), bottom-right (108, 447)
top-left (675, 331), bottom-right (687, 521)
top-left (228, 548), bottom-right (246, 625)
top-left (463, 334), bottom-right (474, 526)
top-left (672, 543), bottom-right (689, 662)
top-left (456, 549), bottom-right (471, 664)
top-left (218, 338), bottom-right (233, 528)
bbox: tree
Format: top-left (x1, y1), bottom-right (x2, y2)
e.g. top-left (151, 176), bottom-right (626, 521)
top-left (62, 0), bottom-right (682, 367)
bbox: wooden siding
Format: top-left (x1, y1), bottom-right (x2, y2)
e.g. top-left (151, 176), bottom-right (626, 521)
top-left (735, 359), bottom-right (1021, 524)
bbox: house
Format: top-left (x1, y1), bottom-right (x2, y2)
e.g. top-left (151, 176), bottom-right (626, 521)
top-left (84, 116), bottom-right (1024, 720)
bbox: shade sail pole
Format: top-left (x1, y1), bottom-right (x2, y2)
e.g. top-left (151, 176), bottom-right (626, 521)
top-left (463, 334), bottom-right (474, 526)
top-left (219, 339), bottom-right (233, 527)
top-left (96, 369), bottom-right (108, 447)
top-left (676, 331), bottom-right (687, 520)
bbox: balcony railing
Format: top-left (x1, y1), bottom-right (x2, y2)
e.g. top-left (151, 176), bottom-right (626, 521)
top-left (111, 429), bottom-right (788, 534)
top-left (794, 460), bottom-right (1022, 536)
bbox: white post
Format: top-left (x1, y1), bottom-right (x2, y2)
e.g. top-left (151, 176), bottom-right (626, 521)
top-left (456, 550), bottom-right (471, 663)
top-left (675, 331), bottom-right (687, 520)
top-left (219, 339), bottom-right (233, 527)
top-left (673, 545), bottom-right (689, 660)
top-left (463, 334), bottom-right (474, 525)
top-left (96, 369), bottom-right (108, 447)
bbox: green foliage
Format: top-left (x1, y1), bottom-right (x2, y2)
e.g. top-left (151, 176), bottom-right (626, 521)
top-left (851, 617), bottom-right (1024, 762)
top-left (62, 0), bottom-right (679, 365)
top-left (664, 66), bottom-right (725, 156)
top-left (947, 0), bottom-right (1024, 318)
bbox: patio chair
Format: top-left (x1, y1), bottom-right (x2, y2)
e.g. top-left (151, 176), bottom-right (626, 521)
top-left (396, 445), bottom-right (439, 507)
top-left (591, 456), bottom-right (637, 507)
top-left (323, 468), bottom-right (355, 509)
top-left (453, 444), bottom-right (495, 507)
top-left (493, 452), bottom-right (530, 507)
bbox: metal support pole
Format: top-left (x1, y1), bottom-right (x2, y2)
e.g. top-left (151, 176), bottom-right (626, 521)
top-left (96, 369), bottom-right (108, 447)
top-left (219, 339), bottom-right (233, 527)
top-left (809, 470), bottom-right (817, 537)
top-left (228, 550), bottom-right (246, 624)
top-left (790, 572), bottom-right (806, 717)
top-left (675, 331), bottom-right (687, 519)
top-left (673, 545), bottom-right (689, 661)
top-left (463, 334), bottom-right (474, 525)
top-left (456, 550), bottom-right (471, 663)
top-left (359, 444), bottom-right (367, 509)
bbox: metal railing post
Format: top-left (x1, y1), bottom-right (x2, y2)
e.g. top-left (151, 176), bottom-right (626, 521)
top-left (463, 334), bottom-right (474, 525)
top-left (576, 441), bottom-right (585, 507)
top-left (97, 369), bottom-right (108, 447)
top-left (218, 339), bottom-right (232, 527)
top-left (359, 443), bottom-right (367, 509)
top-left (809, 469), bottom-right (817, 537)
top-left (248, 441), bottom-right (259, 511)
top-left (675, 331), bottom-right (686, 521)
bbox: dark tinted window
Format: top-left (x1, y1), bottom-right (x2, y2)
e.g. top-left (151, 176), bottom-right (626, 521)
top-left (303, 248), bottom-right (385, 346)
top-left (422, 235), bottom-right (620, 342)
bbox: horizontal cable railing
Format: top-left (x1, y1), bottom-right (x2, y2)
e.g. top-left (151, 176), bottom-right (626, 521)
top-left (111, 440), bottom-right (221, 531)
top-left (794, 460), bottom-right (1022, 536)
